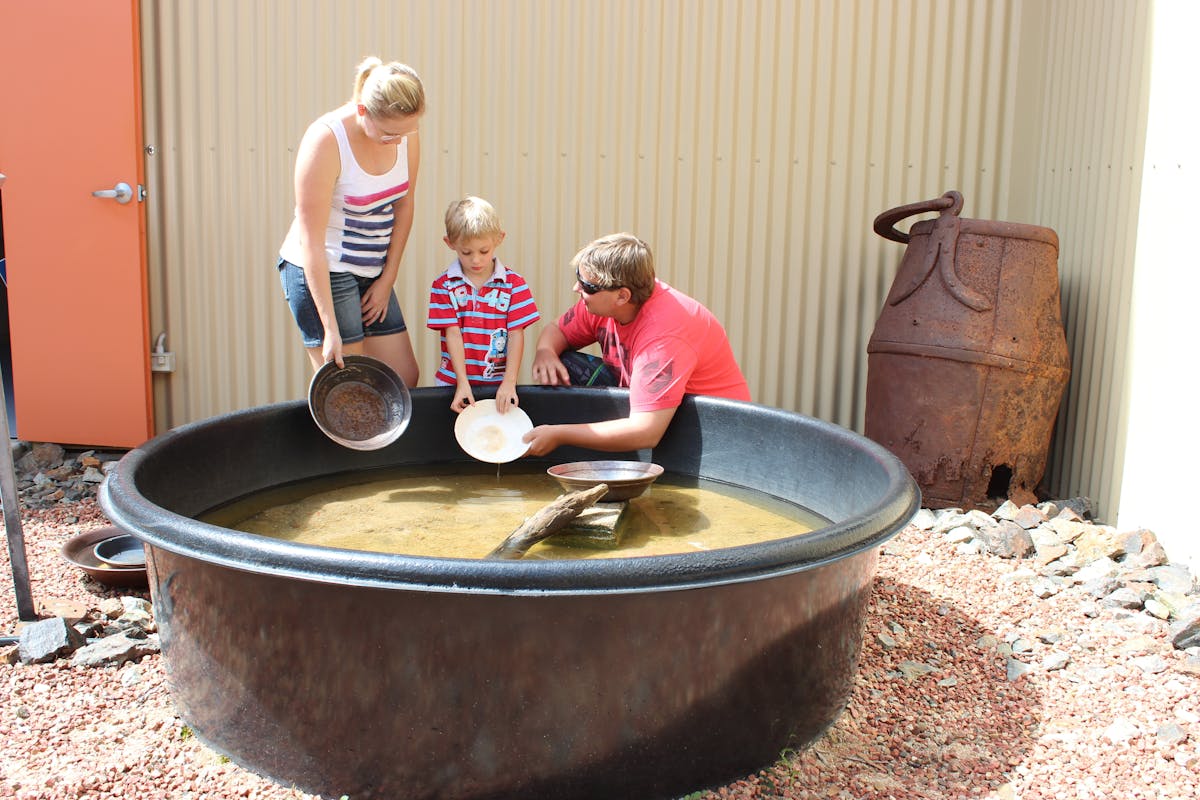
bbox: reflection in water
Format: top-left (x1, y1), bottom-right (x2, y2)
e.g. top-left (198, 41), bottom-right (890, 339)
top-left (201, 465), bottom-right (825, 560)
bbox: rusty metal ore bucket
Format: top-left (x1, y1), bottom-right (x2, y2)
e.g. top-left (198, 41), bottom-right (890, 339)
top-left (865, 190), bottom-right (1070, 510)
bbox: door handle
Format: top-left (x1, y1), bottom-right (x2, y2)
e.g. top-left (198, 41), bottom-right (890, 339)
top-left (92, 181), bottom-right (133, 204)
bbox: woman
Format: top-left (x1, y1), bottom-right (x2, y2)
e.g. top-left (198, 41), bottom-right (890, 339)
top-left (278, 56), bottom-right (424, 385)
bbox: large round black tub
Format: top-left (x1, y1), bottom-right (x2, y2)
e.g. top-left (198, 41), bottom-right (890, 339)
top-left (100, 388), bottom-right (918, 800)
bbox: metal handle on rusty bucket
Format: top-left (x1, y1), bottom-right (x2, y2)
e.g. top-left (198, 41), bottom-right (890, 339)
top-left (873, 190), bottom-right (990, 311)
top-left (873, 190), bottom-right (964, 243)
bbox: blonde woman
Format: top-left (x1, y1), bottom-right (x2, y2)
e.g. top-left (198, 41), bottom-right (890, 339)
top-left (278, 56), bottom-right (424, 385)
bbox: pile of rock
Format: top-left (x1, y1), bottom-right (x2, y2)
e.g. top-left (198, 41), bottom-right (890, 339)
top-left (5, 597), bottom-right (160, 668)
top-left (6, 441), bottom-right (125, 509)
top-left (913, 498), bottom-right (1200, 653)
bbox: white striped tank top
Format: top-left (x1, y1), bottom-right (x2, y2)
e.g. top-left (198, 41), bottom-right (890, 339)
top-left (279, 111), bottom-right (410, 278)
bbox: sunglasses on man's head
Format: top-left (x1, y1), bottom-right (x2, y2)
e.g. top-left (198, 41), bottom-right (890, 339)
top-left (575, 268), bottom-right (611, 295)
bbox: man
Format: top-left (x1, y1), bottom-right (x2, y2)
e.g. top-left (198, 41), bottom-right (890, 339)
top-left (523, 233), bottom-right (750, 455)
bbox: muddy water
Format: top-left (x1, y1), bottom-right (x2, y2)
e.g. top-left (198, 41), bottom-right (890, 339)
top-left (201, 465), bottom-right (826, 560)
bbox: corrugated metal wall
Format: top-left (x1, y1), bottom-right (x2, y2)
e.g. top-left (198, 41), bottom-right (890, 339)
top-left (1020, 1), bottom-right (1152, 521)
top-left (138, 0), bottom-right (1151, 519)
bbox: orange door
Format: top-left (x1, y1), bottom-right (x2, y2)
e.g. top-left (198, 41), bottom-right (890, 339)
top-left (0, 0), bottom-right (152, 447)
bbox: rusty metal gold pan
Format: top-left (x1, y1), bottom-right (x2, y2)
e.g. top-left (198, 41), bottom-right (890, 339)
top-left (308, 355), bottom-right (412, 450)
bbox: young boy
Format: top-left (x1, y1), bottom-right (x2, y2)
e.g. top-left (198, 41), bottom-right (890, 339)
top-left (427, 197), bottom-right (540, 413)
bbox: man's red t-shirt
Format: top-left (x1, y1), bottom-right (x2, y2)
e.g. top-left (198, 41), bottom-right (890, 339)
top-left (556, 280), bottom-right (750, 412)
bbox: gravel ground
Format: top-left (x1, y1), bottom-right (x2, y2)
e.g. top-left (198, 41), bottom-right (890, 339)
top-left (3, 497), bottom-right (1199, 800)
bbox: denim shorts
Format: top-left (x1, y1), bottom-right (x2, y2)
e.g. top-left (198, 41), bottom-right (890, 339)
top-left (278, 259), bottom-right (407, 348)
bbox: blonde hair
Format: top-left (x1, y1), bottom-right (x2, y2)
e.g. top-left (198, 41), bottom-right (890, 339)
top-left (444, 196), bottom-right (503, 243)
top-left (353, 56), bottom-right (425, 118)
top-left (571, 233), bottom-right (656, 304)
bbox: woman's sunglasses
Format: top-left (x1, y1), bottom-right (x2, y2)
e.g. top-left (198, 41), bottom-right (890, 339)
top-left (575, 269), bottom-right (612, 295)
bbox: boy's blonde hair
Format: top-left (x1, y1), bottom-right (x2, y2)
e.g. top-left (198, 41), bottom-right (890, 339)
top-left (444, 196), bottom-right (503, 243)
top-left (570, 233), bottom-right (656, 304)
top-left (353, 56), bottom-right (425, 118)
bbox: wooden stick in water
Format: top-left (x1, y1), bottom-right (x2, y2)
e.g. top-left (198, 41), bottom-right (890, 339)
top-left (485, 483), bottom-right (610, 560)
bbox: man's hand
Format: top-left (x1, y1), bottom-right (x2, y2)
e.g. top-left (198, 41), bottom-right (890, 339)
top-left (530, 324), bottom-right (572, 385)
top-left (522, 425), bottom-right (561, 457)
top-left (531, 350), bottom-right (570, 386)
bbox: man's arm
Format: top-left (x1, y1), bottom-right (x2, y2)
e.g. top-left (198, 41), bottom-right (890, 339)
top-left (523, 407), bottom-right (677, 456)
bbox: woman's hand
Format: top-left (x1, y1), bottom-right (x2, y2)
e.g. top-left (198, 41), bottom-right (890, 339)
top-left (360, 279), bottom-right (392, 325)
top-left (322, 327), bottom-right (345, 368)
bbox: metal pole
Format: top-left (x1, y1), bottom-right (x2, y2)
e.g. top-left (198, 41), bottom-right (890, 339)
top-left (2, 170), bottom-right (36, 622)
top-left (0, 351), bottom-right (35, 622)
